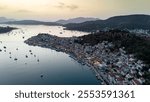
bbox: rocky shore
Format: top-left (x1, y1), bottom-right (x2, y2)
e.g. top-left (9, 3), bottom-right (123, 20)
top-left (25, 33), bottom-right (147, 85)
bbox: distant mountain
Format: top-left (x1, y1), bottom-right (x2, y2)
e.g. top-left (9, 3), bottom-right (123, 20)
top-left (0, 17), bottom-right (15, 23)
top-left (56, 17), bottom-right (100, 24)
top-left (3, 20), bottom-right (60, 26)
top-left (64, 14), bottom-right (150, 32)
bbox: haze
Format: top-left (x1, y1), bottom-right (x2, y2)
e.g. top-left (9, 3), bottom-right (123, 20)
top-left (0, 0), bottom-right (150, 21)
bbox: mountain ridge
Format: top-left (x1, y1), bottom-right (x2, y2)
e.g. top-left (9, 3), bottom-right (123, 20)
top-left (2, 20), bottom-right (60, 26)
top-left (64, 14), bottom-right (150, 32)
top-left (55, 17), bottom-right (100, 24)
top-left (0, 17), bottom-right (15, 23)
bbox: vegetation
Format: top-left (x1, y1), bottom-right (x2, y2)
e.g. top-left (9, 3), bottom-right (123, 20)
top-left (65, 20), bottom-right (103, 32)
top-left (75, 30), bottom-right (150, 84)
top-left (0, 26), bottom-right (17, 33)
top-left (65, 14), bottom-right (150, 32)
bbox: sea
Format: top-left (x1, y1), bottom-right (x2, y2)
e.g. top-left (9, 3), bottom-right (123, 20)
top-left (0, 25), bottom-right (100, 85)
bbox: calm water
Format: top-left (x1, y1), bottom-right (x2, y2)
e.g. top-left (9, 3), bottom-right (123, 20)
top-left (0, 25), bottom-right (100, 85)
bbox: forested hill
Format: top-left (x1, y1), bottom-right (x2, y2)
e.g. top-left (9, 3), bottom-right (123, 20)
top-left (76, 30), bottom-right (150, 84)
top-left (0, 26), bottom-right (17, 34)
top-left (65, 14), bottom-right (150, 32)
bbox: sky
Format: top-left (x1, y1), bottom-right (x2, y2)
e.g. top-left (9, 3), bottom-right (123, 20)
top-left (0, 0), bottom-right (150, 21)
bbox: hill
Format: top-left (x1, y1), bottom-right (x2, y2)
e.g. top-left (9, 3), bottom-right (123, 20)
top-left (65, 14), bottom-right (150, 32)
top-left (76, 30), bottom-right (150, 84)
top-left (0, 26), bottom-right (17, 33)
top-left (0, 17), bottom-right (15, 23)
top-left (56, 17), bottom-right (100, 24)
top-left (3, 20), bottom-right (61, 26)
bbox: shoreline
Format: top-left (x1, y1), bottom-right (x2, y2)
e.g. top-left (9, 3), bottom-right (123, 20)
top-left (25, 33), bottom-right (146, 85)
top-left (0, 26), bottom-right (17, 34)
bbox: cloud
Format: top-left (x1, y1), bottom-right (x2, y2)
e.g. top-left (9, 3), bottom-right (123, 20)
top-left (56, 2), bottom-right (79, 10)
top-left (16, 9), bottom-right (32, 13)
top-left (58, 2), bottom-right (65, 7)
top-left (66, 5), bottom-right (78, 10)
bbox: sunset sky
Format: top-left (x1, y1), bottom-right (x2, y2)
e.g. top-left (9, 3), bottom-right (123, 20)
top-left (0, 0), bottom-right (149, 21)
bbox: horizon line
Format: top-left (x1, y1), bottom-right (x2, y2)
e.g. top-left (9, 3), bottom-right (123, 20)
top-left (1, 13), bottom-right (150, 22)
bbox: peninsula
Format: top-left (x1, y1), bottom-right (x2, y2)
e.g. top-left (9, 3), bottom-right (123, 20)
top-left (25, 31), bottom-right (150, 85)
top-left (0, 26), bottom-right (17, 34)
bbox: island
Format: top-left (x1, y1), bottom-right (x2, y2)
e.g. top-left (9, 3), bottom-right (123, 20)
top-left (0, 26), bottom-right (17, 34)
top-left (25, 30), bottom-right (150, 85)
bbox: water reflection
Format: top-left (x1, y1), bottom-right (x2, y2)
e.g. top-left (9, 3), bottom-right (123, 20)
top-left (0, 25), bottom-right (99, 85)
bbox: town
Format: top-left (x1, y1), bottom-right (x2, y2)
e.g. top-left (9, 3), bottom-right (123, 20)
top-left (25, 33), bottom-right (147, 85)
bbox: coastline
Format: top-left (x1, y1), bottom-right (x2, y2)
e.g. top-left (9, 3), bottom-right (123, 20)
top-left (0, 26), bottom-right (17, 34)
top-left (25, 33), bottom-right (147, 85)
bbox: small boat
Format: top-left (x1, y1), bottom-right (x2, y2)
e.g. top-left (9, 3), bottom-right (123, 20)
top-left (40, 74), bottom-right (44, 78)
top-left (3, 46), bottom-right (6, 49)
